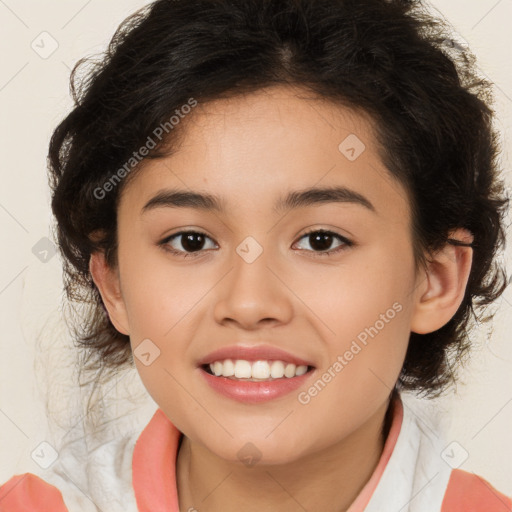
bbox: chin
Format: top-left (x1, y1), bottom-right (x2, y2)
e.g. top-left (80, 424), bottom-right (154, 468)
top-left (202, 433), bottom-right (309, 468)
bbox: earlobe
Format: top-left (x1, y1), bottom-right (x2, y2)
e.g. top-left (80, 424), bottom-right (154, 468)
top-left (89, 251), bottom-right (130, 336)
top-left (410, 228), bottom-right (474, 335)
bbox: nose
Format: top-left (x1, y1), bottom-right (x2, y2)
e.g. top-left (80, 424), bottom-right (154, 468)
top-left (213, 245), bottom-right (294, 330)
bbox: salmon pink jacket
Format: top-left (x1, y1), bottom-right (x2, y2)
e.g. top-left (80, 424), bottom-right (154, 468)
top-left (1, 393), bottom-right (510, 511)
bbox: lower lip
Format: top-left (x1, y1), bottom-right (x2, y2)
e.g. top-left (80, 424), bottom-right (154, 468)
top-left (199, 366), bottom-right (315, 404)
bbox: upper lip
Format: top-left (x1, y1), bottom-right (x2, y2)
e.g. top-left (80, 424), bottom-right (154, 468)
top-left (197, 344), bottom-right (315, 367)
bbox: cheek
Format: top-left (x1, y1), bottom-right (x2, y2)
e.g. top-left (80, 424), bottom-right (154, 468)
top-left (310, 243), bottom-right (414, 384)
top-left (118, 242), bottom-right (209, 338)
top-left (293, 284), bottom-right (412, 447)
top-left (307, 244), bottom-right (412, 335)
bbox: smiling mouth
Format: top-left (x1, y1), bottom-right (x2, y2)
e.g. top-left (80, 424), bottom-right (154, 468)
top-left (201, 359), bottom-right (315, 381)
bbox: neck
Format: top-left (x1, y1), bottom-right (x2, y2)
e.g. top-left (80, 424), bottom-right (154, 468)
top-left (176, 394), bottom-right (396, 512)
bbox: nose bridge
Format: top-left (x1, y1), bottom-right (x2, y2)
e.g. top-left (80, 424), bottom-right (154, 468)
top-left (213, 234), bottom-right (293, 327)
top-left (230, 234), bottom-right (278, 300)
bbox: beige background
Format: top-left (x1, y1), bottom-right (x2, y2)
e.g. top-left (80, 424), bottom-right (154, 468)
top-left (1, 0), bottom-right (511, 499)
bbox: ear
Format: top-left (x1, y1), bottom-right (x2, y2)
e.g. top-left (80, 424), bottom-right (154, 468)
top-left (410, 228), bottom-right (474, 334)
top-left (89, 250), bottom-right (130, 336)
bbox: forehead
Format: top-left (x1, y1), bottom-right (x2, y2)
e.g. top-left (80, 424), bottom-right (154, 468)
top-left (119, 85), bottom-right (411, 223)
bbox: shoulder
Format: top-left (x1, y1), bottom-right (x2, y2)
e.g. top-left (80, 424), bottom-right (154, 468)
top-left (0, 473), bottom-right (69, 512)
top-left (442, 468), bottom-right (512, 512)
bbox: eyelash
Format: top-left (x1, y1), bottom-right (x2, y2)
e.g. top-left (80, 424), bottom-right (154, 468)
top-left (158, 228), bottom-right (354, 259)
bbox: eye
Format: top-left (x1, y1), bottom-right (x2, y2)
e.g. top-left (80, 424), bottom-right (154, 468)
top-left (159, 230), bottom-right (217, 258)
top-left (159, 228), bottom-right (353, 259)
top-left (293, 229), bottom-right (353, 257)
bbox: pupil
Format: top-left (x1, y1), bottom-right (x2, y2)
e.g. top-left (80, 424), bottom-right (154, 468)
top-left (183, 233), bottom-right (204, 252)
top-left (310, 232), bottom-right (332, 251)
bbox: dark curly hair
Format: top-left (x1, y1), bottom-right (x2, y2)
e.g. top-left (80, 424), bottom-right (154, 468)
top-left (48, 0), bottom-right (509, 399)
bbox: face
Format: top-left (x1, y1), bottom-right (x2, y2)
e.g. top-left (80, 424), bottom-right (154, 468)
top-left (99, 85), bottom-right (427, 464)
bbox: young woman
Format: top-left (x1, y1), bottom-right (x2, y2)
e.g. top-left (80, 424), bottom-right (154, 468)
top-left (1, 0), bottom-right (510, 510)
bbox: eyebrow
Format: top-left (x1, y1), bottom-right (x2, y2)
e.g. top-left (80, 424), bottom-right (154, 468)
top-left (141, 185), bottom-right (376, 215)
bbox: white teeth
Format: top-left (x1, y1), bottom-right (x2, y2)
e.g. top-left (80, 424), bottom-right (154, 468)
top-left (234, 360), bottom-right (252, 378)
top-left (270, 360), bottom-right (285, 378)
top-left (251, 360), bottom-right (271, 379)
top-left (212, 361), bottom-right (223, 376)
top-left (222, 359), bottom-right (235, 376)
top-left (207, 359), bottom-right (310, 380)
top-left (284, 363), bottom-right (296, 378)
top-left (295, 365), bottom-right (308, 376)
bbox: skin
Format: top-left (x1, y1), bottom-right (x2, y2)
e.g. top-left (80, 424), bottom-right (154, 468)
top-left (90, 84), bottom-right (473, 511)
